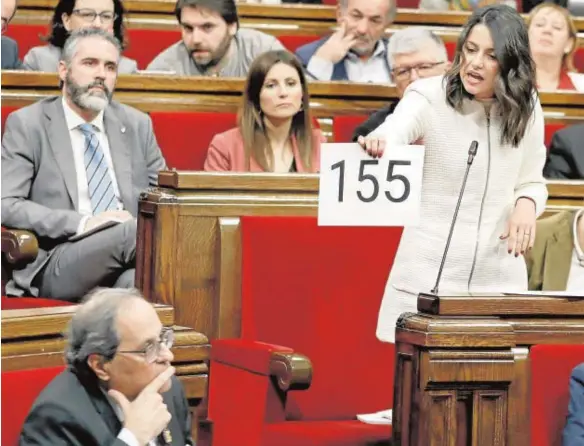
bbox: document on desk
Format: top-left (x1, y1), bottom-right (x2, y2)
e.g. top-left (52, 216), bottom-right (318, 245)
top-left (68, 219), bottom-right (122, 242)
top-left (503, 291), bottom-right (584, 298)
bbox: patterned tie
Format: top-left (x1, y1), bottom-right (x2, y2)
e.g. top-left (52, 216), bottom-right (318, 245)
top-left (79, 123), bottom-right (120, 215)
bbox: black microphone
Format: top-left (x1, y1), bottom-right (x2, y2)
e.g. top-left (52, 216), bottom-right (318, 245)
top-left (430, 140), bottom-right (479, 295)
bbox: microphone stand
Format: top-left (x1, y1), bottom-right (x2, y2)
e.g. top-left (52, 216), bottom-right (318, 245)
top-left (430, 141), bottom-right (479, 295)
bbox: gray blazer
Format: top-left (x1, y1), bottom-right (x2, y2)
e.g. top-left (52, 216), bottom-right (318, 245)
top-left (1, 97), bottom-right (166, 296)
top-left (23, 44), bottom-right (138, 73)
top-left (1, 36), bottom-right (22, 69)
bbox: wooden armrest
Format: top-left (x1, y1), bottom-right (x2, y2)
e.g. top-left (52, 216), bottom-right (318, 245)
top-left (269, 352), bottom-right (312, 392)
top-left (1, 228), bottom-right (39, 265)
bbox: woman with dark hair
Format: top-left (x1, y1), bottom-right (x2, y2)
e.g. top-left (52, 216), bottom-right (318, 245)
top-left (23, 0), bottom-right (137, 73)
top-left (358, 4), bottom-right (548, 343)
top-left (204, 50), bottom-right (324, 173)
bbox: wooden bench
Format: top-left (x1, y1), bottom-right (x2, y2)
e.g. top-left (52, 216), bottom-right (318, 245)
top-left (393, 292), bottom-right (584, 445)
top-left (3, 72), bottom-right (584, 170)
top-left (136, 172), bottom-right (583, 341)
top-left (1, 304), bottom-right (210, 443)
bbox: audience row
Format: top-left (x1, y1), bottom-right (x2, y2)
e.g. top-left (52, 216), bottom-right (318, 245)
top-left (2, 0), bottom-right (584, 91)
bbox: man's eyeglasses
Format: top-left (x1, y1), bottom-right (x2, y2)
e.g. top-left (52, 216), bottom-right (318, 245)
top-left (71, 9), bottom-right (118, 24)
top-left (118, 328), bottom-right (174, 364)
top-left (392, 61), bottom-right (445, 81)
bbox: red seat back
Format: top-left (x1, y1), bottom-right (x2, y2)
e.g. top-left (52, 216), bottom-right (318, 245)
top-left (544, 122), bottom-right (567, 148)
top-left (240, 216), bottom-right (402, 420)
top-left (2, 106), bottom-right (20, 136)
top-left (279, 35), bottom-right (321, 53)
top-left (1, 366), bottom-right (65, 446)
top-left (150, 111), bottom-right (237, 170)
top-left (332, 115), bottom-right (368, 142)
top-left (530, 344), bottom-right (584, 446)
top-left (4, 24), bottom-right (47, 59)
top-left (1, 296), bottom-right (73, 309)
top-left (125, 29), bottom-right (182, 70)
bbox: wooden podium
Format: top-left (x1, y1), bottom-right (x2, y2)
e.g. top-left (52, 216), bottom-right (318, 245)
top-left (392, 292), bottom-right (584, 446)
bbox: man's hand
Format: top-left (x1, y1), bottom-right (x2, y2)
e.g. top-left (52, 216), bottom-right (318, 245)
top-left (109, 367), bottom-right (176, 446)
top-left (83, 210), bottom-right (133, 232)
top-left (314, 21), bottom-right (357, 64)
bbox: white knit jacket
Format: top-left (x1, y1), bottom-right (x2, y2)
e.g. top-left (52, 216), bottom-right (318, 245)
top-left (371, 75), bottom-right (548, 342)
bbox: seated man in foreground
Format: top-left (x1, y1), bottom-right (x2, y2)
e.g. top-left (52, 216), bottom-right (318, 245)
top-left (1, 28), bottom-right (166, 301)
top-left (19, 288), bottom-right (193, 446)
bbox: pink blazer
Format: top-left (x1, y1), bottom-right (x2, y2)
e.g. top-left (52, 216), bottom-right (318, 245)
top-left (203, 127), bottom-right (324, 173)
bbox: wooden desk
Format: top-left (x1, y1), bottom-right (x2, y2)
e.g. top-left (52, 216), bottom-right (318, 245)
top-left (3, 71), bottom-right (584, 122)
top-left (136, 173), bottom-right (582, 341)
top-left (393, 292), bottom-right (584, 446)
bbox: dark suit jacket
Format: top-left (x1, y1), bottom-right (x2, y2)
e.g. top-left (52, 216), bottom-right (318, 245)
top-left (1, 35), bottom-right (22, 69)
top-left (1, 96), bottom-right (166, 296)
top-left (295, 36), bottom-right (391, 81)
top-left (544, 124), bottom-right (584, 180)
top-left (19, 369), bottom-right (194, 446)
top-left (563, 363), bottom-right (584, 446)
top-left (351, 101), bottom-right (398, 141)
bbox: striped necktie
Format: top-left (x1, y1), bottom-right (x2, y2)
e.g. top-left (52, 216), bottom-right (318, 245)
top-left (79, 123), bottom-right (120, 215)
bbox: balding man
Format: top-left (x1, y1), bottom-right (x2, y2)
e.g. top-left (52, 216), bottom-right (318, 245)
top-left (352, 27), bottom-right (450, 140)
top-left (19, 288), bottom-right (194, 446)
top-left (1, 0), bottom-right (21, 69)
top-left (296, 0), bottom-right (396, 82)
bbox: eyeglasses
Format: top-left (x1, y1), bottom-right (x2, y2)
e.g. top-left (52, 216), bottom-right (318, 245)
top-left (118, 328), bottom-right (174, 364)
top-left (392, 61), bottom-right (445, 81)
top-left (71, 9), bottom-right (118, 24)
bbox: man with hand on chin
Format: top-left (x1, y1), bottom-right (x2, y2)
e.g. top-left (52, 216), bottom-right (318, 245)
top-left (19, 288), bottom-right (194, 446)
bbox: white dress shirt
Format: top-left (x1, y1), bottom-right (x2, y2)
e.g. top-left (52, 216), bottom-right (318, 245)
top-left (61, 98), bottom-right (123, 233)
top-left (306, 40), bottom-right (391, 83)
top-left (567, 209), bottom-right (584, 292)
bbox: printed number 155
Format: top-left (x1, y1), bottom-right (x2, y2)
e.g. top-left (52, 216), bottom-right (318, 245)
top-left (331, 159), bottom-right (411, 203)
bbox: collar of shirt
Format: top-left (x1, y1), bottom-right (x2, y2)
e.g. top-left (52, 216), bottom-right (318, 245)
top-left (345, 40), bottom-right (386, 63)
top-left (573, 208), bottom-right (584, 262)
top-left (61, 96), bottom-right (105, 133)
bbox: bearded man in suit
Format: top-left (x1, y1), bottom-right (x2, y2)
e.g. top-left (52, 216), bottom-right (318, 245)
top-left (1, 27), bottom-right (166, 301)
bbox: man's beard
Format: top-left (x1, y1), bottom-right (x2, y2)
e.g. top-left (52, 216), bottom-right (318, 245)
top-left (65, 72), bottom-right (113, 112)
top-left (189, 31), bottom-right (232, 73)
top-left (350, 36), bottom-right (376, 57)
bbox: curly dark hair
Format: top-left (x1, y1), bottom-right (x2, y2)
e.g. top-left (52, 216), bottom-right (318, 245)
top-left (45, 0), bottom-right (127, 49)
top-left (444, 4), bottom-right (536, 147)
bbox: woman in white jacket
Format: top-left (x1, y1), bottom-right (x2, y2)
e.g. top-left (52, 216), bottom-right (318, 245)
top-left (359, 4), bottom-right (548, 343)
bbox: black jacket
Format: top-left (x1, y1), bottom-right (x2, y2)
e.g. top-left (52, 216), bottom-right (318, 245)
top-left (351, 101), bottom-right (399, 142)
top-left (544, 124), bottom-right (584, 180)
top-left (19, 369), bottom-right (194, 446)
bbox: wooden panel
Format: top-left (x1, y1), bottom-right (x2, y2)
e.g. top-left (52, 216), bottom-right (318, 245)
top-left (472, 390), bottom-right (506, 446)
top-left (426, 390), bottom-right (458, 446)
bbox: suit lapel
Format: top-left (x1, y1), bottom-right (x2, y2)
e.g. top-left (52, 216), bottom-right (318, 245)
top-left (44, 99), bottom-right (79, 209)
top-left (104, 106), bottom-right (133, 212)
top-left (542, 214), bottom-right (574, 291)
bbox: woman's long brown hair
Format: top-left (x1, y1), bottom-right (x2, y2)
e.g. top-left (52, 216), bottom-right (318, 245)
top-left (238, 50), bottom-right (313, 172)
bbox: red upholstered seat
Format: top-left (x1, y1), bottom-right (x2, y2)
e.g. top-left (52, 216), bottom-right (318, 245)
top-left (1, 296), bottom-right (73, 310)
top-left (149, 111), bottom-right (237, 170)
top-left (4, 24), bottom-right (47, 59)
top-left (279, 35), bottom-right (321, 53)
top-left (209, 216), bottom-right (402, 446)
top-left (530, 344), bottom-right (584, 446)
top-left (544, 122), bottom-right (567, 148)
top-left (2, 106), bottom-right (20, 136)
top-left (125, 29), bottom-right (181, 70)
top-left (1, 366), bottom-right (65, 446)
top-left (333, 115), bottom-right (368, 142)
